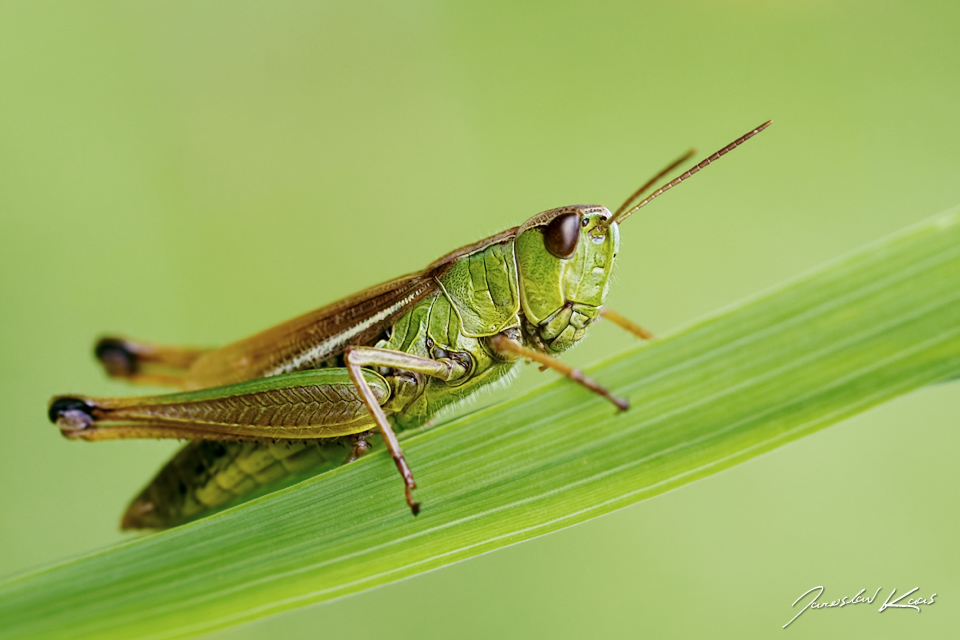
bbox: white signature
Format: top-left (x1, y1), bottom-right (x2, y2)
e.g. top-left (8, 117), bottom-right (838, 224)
top-left (783, 586), bottom-right (937, 628)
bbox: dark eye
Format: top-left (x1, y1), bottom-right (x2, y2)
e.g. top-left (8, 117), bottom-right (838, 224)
top-left (543, 212), bottom-right (581, 259)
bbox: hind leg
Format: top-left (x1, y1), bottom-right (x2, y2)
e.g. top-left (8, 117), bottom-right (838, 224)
top-left (94, 337), bottom-right (210, 388)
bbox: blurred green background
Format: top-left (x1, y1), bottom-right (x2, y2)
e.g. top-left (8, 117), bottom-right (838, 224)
top-left (1, 1), bottom-right (958, 638)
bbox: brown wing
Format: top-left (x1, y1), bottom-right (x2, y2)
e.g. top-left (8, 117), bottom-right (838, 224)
top-left (183, 271), bottom-right (439, 389)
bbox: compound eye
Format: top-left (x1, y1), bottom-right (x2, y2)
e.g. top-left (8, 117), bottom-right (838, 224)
top-left (543, 212), bottom-right (581, 259)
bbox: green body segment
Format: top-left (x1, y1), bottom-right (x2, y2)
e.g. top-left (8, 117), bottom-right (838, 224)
top-left (379, 283), bottom-right (518, 430)
top-left (436, 239), bottom-right (521, 336)
top-left (109, 207), bottom-right (622, 528)
top-left (124, 439), bottom-right (353, 529)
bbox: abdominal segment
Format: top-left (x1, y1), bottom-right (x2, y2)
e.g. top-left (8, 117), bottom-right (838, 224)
top-left (122, 438), bottom-right (362, 529)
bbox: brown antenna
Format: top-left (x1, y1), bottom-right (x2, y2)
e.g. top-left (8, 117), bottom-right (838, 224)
top-left (613, 148), bottom-right (696, 218)
top-left (609, 120), bottom-right (772, 226)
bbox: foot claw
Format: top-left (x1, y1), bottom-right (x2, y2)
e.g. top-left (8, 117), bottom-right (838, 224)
top-left (405, 485), bottom-right (420, 516)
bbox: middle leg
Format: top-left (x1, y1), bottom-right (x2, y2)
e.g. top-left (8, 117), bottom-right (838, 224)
top-left (343, 345), bottom-right (470, 516)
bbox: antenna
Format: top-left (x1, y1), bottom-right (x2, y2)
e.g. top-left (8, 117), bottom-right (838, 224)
top-left (609, 120), bottom-right (772, 226)
top-left (613, 148), bottom-right (696, 218)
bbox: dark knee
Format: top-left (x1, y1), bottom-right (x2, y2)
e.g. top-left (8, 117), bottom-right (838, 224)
top-left (95, 337), bottom-right (139, 376)
top-left (48, 396), bottom-right (95, 429)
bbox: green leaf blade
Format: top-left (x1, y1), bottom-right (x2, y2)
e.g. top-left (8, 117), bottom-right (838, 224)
top-left (3, 208), bottom-right (960, 640)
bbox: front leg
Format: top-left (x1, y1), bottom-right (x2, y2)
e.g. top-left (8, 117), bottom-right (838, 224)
top-left (488, 333), bottom-right (628, 410)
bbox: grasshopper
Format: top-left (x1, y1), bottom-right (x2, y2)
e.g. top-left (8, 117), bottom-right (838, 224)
top-left (49, 122), bottom-right (771, 528)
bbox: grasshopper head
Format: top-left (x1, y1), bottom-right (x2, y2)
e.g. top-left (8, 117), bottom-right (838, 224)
top-left (514, 205), bottom-right (620, 352)
top-left (510, 122), bottom-right (773, 353)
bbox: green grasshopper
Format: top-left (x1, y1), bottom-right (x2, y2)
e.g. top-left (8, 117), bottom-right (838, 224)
top-left (49, 122), bottom-right (771, 528)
